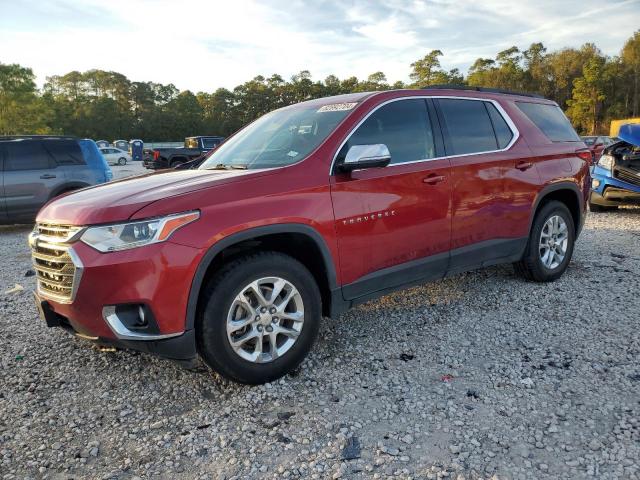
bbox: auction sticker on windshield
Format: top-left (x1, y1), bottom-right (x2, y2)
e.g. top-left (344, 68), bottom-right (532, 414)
top-left (317, 102), bottom-right (357, 112)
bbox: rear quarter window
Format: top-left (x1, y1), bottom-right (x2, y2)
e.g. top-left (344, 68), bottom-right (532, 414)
top-left (43, 140), bottom-right (86, 166)
top-left (516, 102), bottom-right (580, 142)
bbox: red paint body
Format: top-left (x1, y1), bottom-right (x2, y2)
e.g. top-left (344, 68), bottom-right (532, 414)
top-left (36, 89), bottom-right (590, 345)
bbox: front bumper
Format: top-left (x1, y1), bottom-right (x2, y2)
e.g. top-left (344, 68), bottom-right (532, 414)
top-left (34, 239), bottom-right (202, 361)
top-left (35, 292), bottom-right (197, 360)
top-left (591, 165), bottom-right (640, 206)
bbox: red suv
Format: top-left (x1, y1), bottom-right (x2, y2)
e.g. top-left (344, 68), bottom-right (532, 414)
top-left (31, 87), bottom-right (590, 384)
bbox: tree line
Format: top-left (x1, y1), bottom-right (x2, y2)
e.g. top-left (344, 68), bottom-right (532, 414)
top-left (1, 31), bottom-right (638, 140)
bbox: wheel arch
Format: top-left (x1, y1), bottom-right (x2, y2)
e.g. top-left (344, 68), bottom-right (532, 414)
top-left (185, 224), bottom-right (340, 331)
top-left (529, 182), bottom-right (584, 237)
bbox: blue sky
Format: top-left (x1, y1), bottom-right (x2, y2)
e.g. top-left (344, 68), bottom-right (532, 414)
top-left (1, 0), bottom-right (639, 92)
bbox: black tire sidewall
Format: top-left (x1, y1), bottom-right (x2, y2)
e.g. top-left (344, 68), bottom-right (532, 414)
top-left (197, 254), bottom-right (321, 384)
top-left (527, 201), bottom-right (575, 281)
top-left (118, 157), bottom-right (126, 165)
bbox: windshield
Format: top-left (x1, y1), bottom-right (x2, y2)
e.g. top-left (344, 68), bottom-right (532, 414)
top-left (199, 102), bottom-right (355, 170)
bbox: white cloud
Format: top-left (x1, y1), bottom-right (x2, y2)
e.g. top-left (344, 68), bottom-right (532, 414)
top-left (0, 0), bottom-right (638, 91)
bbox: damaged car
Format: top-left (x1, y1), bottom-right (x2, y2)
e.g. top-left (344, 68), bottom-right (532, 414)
top-left (590, 124), bottom-right (640, 212)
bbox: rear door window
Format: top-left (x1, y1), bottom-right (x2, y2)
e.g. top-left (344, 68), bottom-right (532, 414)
top-left (43, 140), bottom-right (86, 166)
top-left (516, 102), bottom-right (581, 142)
top-left (4, 141), bottom-right (54, 171)
top-left (436, 99), bottom-right (500, 155)
top-left (339, 99), bottom-right (436, 165)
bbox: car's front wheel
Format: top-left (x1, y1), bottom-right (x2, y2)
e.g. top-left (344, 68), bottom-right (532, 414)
top-left (514, 200), bottom-right (575, 282)
top-left (197, 252), bottom-right (321, 384)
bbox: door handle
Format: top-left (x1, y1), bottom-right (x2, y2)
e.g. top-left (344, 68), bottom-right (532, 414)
top-left (515, 161), bottom-right (533, 171)
top-left (40, 174), bottom-right (56, 179)
top-left (423, 174), bottom-right (445, 185)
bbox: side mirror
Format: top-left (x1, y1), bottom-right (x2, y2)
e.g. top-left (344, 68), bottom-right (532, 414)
top-left (338, 144), bottom-right (391, 172)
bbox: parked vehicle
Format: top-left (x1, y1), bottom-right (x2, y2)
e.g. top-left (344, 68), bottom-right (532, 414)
top-left (581, 135), bottom-right (616, 163)
top-left (31, 87), bottom-right (590, 384)
top-left (589, 124), bottom-right (640, 211)
top-left (0, 136), bottom-right (111, 224)
top-left (143, 136), bottom-right (224, 169)
top-left (99, 147), bottom-right (131, 165)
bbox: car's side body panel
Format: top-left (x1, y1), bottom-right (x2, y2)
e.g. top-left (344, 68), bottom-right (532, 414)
top-left (31, 89), bottom-right (589, 365)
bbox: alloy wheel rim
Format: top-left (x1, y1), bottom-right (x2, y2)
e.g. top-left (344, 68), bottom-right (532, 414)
top-left (539, 215), bottom-right (568, 269)
top-left (226, 276), bottom-right (304, 363)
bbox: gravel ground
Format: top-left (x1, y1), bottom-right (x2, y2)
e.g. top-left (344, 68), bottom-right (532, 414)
top-left (1, 209), bottom-right (639, 480)
top-left (110, 161), bottom-right (148, 180)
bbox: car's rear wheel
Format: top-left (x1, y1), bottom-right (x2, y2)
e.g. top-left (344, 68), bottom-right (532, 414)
top-left (514, 200), bottom-right (575, 282)
top-left (197, 252), bottom-right (321, 384)
top-left (118, 157), bottom-right (127, 165)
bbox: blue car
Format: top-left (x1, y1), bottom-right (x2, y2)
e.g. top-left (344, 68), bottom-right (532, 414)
top-left (590, 124), bottom-right (640, 212)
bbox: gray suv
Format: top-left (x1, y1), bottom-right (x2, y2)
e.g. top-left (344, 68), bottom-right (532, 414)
top-left (0, 136), bottom-right (112, 224)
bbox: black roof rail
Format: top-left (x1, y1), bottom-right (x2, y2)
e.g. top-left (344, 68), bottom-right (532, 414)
top-left (0, 135), bottom-right (78, 141)
top-left (422, 84), bottom-right (544, 99)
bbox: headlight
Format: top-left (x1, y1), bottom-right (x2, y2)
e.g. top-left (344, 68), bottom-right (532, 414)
top-left (81, 211), bottom-right (199, 252)
top-left (598, 154), bottom-right (615, 170)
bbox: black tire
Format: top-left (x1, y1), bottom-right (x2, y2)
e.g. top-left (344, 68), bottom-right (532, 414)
top-left (118, 157), bottom-right (127, 166)
top-left (196, 252), bottom-right (321, 384)
top-left (514, 200), bottom-right (575, 282)
top-left (169, 159), bottom-right (184, 168)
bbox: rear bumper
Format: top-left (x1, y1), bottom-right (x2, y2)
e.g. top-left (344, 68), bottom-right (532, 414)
top-left (142, 159), bottom-right (169, 169)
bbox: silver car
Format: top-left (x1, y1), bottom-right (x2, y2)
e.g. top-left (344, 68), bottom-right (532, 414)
top-left (0, 136), bottom-right (112, 224)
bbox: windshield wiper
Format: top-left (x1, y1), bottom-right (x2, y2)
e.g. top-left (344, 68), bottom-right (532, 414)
top-left (210, 163), bottom-right (248, 170)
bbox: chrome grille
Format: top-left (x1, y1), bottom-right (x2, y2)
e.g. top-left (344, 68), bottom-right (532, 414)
top-left (30, 223), bottom-right (84, 303)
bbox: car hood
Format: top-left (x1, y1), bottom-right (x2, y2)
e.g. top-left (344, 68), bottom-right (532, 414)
top-left (618, 124), bottom-right (640, 147)
top-left (37, 168), bottom-right (268, 225)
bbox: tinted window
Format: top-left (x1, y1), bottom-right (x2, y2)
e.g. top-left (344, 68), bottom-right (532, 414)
top-left (339, 99), bottom-right (435, 165)
top-left (4, 141), bottom-right (53, 171)
top-left (202, 138), bottom-right (221, 149)
top-left (44, 140), bottom-right (85, 166)
top-left (517, 102), bottom-right (580, 142)
top-left (438, 99), bottom-right (498, 155)
top-left (486, 103), bottom-right (513, 149)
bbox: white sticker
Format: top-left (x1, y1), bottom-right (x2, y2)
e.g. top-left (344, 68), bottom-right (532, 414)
top-left (317, 102), bottom-right (357, 113)
top-left (287, 151), bottom-right (299, 157)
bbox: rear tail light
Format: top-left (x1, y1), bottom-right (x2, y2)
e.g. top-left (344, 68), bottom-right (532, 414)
top-left (153, 151), bottom-right (160, 160)
top-left (575, 148), bottom-right (593, 164)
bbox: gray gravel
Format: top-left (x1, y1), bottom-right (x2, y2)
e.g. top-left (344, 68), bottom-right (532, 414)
top-left (1, 209), bottom-right (639, 480)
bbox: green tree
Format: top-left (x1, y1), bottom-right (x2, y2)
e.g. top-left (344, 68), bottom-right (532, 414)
top-left (621, 30), bottom-right (640, 117)
top-left (567, 54), bottom-right (607, 134)
top-left (0, 62), bottom-right (50, 135)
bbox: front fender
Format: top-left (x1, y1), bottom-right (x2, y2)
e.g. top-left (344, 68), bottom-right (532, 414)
top-left (183, 223), bottom-right (339, 330)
